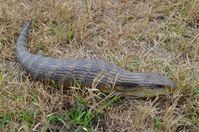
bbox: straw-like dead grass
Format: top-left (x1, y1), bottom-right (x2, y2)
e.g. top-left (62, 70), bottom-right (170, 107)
top-left (0, 0), bottom-right (198, 131)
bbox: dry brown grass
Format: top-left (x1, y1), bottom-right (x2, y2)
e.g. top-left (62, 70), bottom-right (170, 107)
top-left (0, 0), bottom-right (199, 131)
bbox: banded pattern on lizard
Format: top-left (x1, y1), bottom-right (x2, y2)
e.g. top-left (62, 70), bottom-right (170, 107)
top-left (16, 20), bottom-right (176, 97)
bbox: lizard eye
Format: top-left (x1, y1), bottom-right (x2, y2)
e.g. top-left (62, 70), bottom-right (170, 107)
top-left (154, 84), bottom-right (165, 88)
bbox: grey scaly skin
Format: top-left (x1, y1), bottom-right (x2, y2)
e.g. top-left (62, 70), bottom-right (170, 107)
top-left (16, 20), bottom-right (176, 97)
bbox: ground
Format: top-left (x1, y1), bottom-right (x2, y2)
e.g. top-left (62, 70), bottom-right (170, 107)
top-left (0, 0), bottom-right (199, 131)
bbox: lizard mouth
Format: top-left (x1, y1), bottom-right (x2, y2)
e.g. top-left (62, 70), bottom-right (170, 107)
top-left (100, 85), bottom-right (171, 97)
